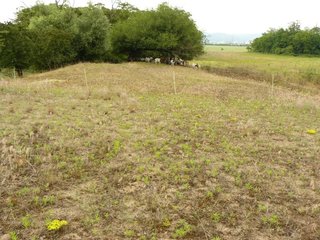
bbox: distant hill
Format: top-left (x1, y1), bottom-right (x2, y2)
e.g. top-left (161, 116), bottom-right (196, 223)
top-left (206, 33), bottom-right (262, 45)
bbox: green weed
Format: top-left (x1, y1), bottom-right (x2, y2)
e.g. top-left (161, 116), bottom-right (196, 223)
top-left (262, 214), bottom-right (280, 226)
top-left (211, 237), bottom-right (222, 240)
top-left (211, 212), bottom-right (222, 223)
top-left (124, 229), bottom-right (135, 237)
top-left (172, 220), bottom-right (192, 239)
top-left (162, 217), bottom-right (171, 228)
top-left (9, 231), bottom-right (18, 240)
top-left (258, 204), bottom-right (268, 213)
top-left (21, 214), bottom-right (32, 228)
top-left (107, 139), bottom-right (122, 159)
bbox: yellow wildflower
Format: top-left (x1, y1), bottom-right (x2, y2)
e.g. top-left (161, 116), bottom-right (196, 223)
top-left (46, 219), bottom-right (68, 231)
top-left (307, 129), bottom-right (317, 134)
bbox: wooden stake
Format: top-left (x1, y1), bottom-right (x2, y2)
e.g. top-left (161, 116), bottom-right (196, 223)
top-left (84, 68), bottom-right (90, 98)
top-left (173, 71), bottom-right (177, 95)
top-left (271, 73), bottom-right (274, 97)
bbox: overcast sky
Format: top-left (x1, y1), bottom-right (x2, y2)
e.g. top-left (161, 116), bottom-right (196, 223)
top-left (1, 0), bottom-right (320, 34)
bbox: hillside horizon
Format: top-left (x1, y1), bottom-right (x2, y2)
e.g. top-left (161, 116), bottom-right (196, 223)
top-left (206, 32), bottom-right (262, 44)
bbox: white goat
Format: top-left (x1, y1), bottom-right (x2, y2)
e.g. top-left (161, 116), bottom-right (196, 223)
top-left (154, 58), bottom-right (161, 64)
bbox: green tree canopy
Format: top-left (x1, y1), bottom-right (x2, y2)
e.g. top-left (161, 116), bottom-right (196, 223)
top-left (0, 2), bottom-right (204, 73)
top-left (0, 23), bottom-right (33, 76)
top-left (16, 3), bottom-right (60, 27)
top-left (111, 3), bottom-right (204, 60)
top-left (27, 6), bottom-right (78, 70)
top-left (249, 22), bottom-right (320, 56)
top-left (0, 23), bottom-right (5, 49)
top-left (102, 1), bottom-right (138, 25)
top-left (74, 4), bottom-right (111, 61)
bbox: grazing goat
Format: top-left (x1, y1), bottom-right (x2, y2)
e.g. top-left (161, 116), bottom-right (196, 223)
top-left (154, 58), bottom-right (161, 64)
top-left (176, 58), bottom-right (185, 66)
top-left (145, 57), bottom-right (153, 63)
top-left (192, 63), bottom-right (200, 69)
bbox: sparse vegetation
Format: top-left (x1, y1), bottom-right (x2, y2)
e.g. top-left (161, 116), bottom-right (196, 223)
top-left (173, 220), bottom-right (192, 239)
top-left (21, 214), bottom-right (32, 229)
top-left (9, 232), bottom-right (18, 240)
top-left (261, 214), bottom-right (280, 227)
top-left (123, 229), bottom-right (135, 237)
top-left (0, 62), bottom-right (319, 239)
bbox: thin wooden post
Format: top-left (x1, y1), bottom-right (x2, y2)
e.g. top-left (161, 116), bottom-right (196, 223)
top-left (84, 68), bottom-right (90, 99)
top-left (173, 71), bottom-right (177, 95)
top-left (271, 73), bottom-right (274, 97)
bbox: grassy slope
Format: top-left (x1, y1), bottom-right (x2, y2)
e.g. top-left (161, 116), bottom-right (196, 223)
top-left (197, 46), bottom-right (320, 91)
top-left (0, 63), bottom-right (320, 239)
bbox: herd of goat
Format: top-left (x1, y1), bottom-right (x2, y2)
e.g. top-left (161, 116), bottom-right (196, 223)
top-left (138, 57), bottom-right (200, 69)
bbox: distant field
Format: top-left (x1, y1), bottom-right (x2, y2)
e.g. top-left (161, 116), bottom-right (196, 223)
top-left (1, 63), bottom-right (319, 239)
top-left (197, 45), bottom-right (320, 92)
top-left (205, 45), bottom-right (248, 53)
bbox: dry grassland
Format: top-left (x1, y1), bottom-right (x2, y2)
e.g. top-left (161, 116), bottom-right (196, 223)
top-left (0, 63), bottom-right (319, 239)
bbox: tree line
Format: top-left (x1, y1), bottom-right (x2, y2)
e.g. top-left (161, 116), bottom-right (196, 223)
top-left (0, 1), bottom-right (204, 76)
top-left (249, 22), bottom-right (320, 56)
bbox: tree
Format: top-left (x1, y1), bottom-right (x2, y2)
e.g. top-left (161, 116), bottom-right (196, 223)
top-left (55, 0), bottom-right (69, 9)
top-left (102, 1), bottom-right (138, 25)
top-left (15, 3), bottom-right (58, 27)
top-left (9, 3), bottom-right (113, 70)
top-left (111, 3), bottom-right (204, 60)
top-left (293, 29), bottom-right (320, 55)
top-left (288, 21), bottom-right (301, 33)
top-left (30, 27), bottom-right (76, 70)
top-left (1, 2), bottom-right (204, 73)
top-left (0, 24), bottom-right (5, 49)
top-left (27, 6), bottom-right (78, 70)
top-left (74, 4), bottom-right (112, 61)
top-left (0, 23), bottom-right (33, 76)
top-left (250, 22), bottom-right (320, 56)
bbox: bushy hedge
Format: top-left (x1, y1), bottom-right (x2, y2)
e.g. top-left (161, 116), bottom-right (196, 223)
top-left (0, 2), bottom-right (204, 76)
top-left (249, 22), bottom-right (320, 56)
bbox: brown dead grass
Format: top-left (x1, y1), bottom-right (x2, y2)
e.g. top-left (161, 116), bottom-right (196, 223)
top-left (0, 63), bottom-right (320, 239)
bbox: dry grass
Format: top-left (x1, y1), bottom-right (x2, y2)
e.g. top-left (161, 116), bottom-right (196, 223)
top-left (0, 63), bottom-right (319, 239)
